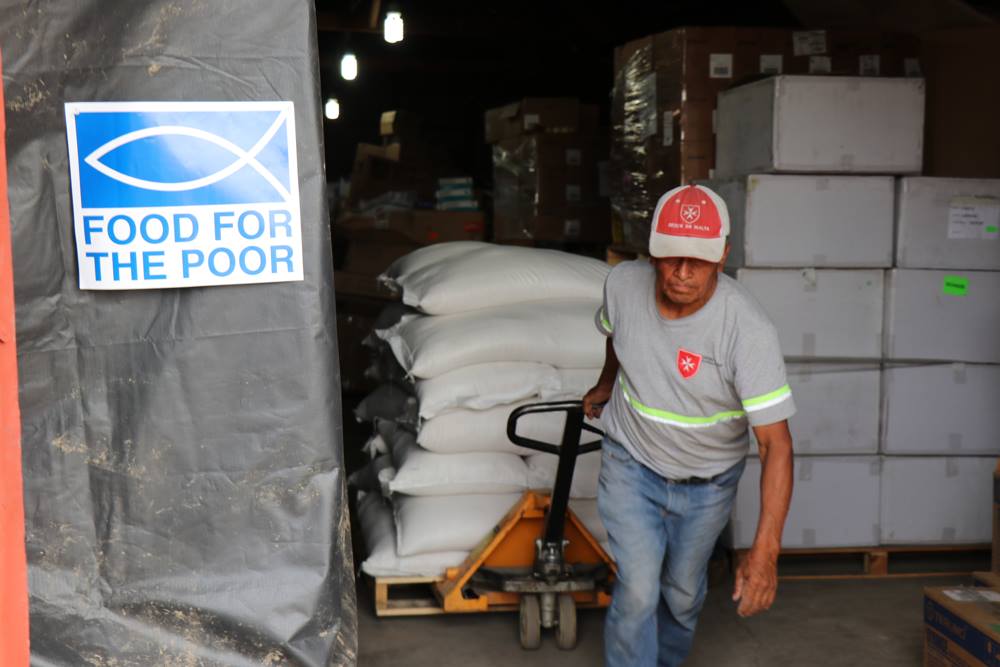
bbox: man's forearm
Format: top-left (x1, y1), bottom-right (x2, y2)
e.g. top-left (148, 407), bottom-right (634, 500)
top-left (596, 338), bottom-right (620, 390)
top-left (752, 430), bottom-right (794, 556)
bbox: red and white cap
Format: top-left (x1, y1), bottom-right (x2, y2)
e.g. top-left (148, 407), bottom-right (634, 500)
top-left (648, 184), bottom-right (730, 263)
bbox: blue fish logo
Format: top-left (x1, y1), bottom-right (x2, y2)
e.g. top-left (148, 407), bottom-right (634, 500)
top-left (66, 102), bottom-right (296, 208)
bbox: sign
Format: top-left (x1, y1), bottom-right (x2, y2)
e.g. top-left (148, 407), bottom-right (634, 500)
top-left (65, 101), bottom-right (303, 290)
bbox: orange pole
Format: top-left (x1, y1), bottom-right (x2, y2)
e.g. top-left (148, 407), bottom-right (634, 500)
top-left (0, 49), bottom-right (30, 667)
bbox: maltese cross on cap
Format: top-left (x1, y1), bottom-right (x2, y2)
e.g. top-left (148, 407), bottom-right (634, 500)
top-left (648, 184), bottom-right (730, 263)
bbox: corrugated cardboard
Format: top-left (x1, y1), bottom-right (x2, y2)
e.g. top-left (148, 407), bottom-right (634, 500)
top-left (884, 269), bottom-right (1000, 363)
top-left (921, 28), bottom-right (1000, 179)
top-left (484, 98), bottom-right (598, 144)
top-left (736, 269), bottom-right (885, 359)
top-left (750, 363), bottom-right (880, 455)
top-left (882, 364), bottom-right (1000, 456)
top-left (880, 456), bottom-right (993, 545)
top-left (924, 587), bottom-right (1000, 667)
top-left (895, 177), bottom-right (1000, 270)
top-left (715, 76), bottom-right (925, 177)
top-left (705, 174), bottom-right (894, 269)
top-left (973, 572), bottom-right (1000, 588)
top-left (725, 456), bottom-right (881, 549)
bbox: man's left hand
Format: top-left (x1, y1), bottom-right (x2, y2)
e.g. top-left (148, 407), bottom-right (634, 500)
top-left (732, 548), bottom-right (778, 617)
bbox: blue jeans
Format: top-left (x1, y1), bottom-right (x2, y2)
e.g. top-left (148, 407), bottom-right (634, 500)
top-left (597, 437), bottom-right (745, 667)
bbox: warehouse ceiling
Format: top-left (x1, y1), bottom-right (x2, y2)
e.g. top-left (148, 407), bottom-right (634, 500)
top-left (313, 0), bottom-right (998, 186)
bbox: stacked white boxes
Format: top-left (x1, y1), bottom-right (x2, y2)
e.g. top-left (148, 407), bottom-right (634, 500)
top-left (710, 75), bottom-right (926, 549)
top-left (881, 176), bottom-right (1000, 545)
top-left (351, 243), bottom-right (611, 578)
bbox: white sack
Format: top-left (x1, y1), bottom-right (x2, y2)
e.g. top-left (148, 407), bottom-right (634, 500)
top-left (394, 493), bottom-right (522, 556)
top-left (388, 299), bottom-right (604, 379)
top-left (527, 451), bottom-right (602, 499)
top-left (379, 241), bottom-right (490, 292)
top-left (418, 399), bottom-right (600, 455)
top-left (357, 491), bottom-right (469, 577)
top-left (381, 244), bottom-right (610, 315)
top-left (544, 368), bottom-right (602, 400)
top-left (415, 361), bottom-right (560, 419)
top-left (388, 428), bottom-right (530, 496)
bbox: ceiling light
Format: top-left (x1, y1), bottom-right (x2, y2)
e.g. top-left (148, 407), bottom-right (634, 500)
top-left (324, 98), bottom-right (340, 120)
top-left (340, 53), bottom-right (358, 81)
top-left (384, 11), bottom-right (404, 44)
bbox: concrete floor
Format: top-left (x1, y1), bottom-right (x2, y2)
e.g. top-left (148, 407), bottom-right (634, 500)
top-left (357, 574), bottom-right (961, 666)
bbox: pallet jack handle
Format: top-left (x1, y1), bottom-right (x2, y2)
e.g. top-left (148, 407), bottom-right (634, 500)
top-left (507, 401), bottom-right (605, 564)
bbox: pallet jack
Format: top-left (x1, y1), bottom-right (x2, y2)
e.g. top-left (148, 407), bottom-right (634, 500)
top-left (425, 400), bottom-right (616, 649)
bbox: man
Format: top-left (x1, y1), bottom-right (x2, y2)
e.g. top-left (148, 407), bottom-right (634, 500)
top-left (584, 184), bottom-right (795, 667)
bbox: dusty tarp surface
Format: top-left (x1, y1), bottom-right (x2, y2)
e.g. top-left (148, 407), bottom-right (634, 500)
top-left (1, 0), bottom-right (357, 664)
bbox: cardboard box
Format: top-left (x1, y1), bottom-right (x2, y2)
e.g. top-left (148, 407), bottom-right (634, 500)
top-left (924, 587), bottom-right (1000, 666)
top-left (882, 364), bottom-right (1000, 456)
top-left (484, 98), bottom-right (598, 144)
top-left (333, 271), bottom-right (395, 301)
top-left (880, 456), bottom-right (993, 545)
top-left (379, 110), bottom-right (421, 139)
top-left (736, 269), bottom-right (885, 359)
top-left (725, 456), bottom-right (881, 549)
top-left (895, 177), bottom-right (1000, 270)
top-left (338, 240), bottom-right (417, 277)
top-left (715, 76), bottom-right (925, 177)
top-left (921, 28), bottom-right (1000, 179)
top-left (750, 363), bottom-right (880, 455)
top-left (335, 210), bottom-right (486, 245)
top-left (973, 572), bottom-right (1000, 588)
top-left (884, 269), bottom-right (1000, 363)
top-left (705, 174), bottom-right (894, 269)
top-left (493, 208), bottom-right (611, 244)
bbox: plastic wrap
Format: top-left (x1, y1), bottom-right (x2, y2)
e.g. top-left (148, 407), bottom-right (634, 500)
top-left (1, 0), bottom-right (357, 664)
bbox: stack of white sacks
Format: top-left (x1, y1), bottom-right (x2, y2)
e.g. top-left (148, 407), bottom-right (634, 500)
top-left (352, 242), bottom-right (612, 578)
top-left (708, 74), bottom-right (997, 550)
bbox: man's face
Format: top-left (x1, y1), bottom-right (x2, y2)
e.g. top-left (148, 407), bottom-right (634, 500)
top-left (652, 252), bottom-right (727, 307)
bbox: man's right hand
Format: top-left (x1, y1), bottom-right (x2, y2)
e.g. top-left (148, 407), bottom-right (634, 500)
top-left (583, 384), bottom-right (612, 419)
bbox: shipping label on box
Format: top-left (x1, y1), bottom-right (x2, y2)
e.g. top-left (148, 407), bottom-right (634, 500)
top-left (809, 56), bottom-right (832, 73)
top-left (948, 197), bottom-right (1000, 240)
top-left (793, 30), bottom-right (828, 56)
top-left (709, 53), bottom-right (733, 79)
top-left (859, 54), bottom-right (881, 76)
top-left (760, 54), bottom-right (783, 74)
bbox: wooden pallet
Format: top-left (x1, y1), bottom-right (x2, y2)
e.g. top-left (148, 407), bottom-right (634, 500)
top-left (732, 544), bottom-right (991, 581)
top-left (371, 575), bottom-right (448, 617)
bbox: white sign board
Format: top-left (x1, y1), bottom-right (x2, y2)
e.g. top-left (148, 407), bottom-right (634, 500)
top-left (65, 101), bottom-right (304, 290)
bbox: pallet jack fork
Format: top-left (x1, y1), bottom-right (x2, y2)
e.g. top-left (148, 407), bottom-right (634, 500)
top-left (431, 401), bottom-right (616, 650)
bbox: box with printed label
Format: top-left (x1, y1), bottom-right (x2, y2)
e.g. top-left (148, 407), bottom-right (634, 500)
top-left (924, 587), bottom-right (1000, 667)
top-left (884, 269), bottom-right (1000, 363)
top-left (881, 457), bottom-right (993, 545)
top-left (725, 456), bottom-right (881, 549)
top-left (736, 269), bottom-right (884, 359)
top-left (705, 174), bottom-right (894, 269)
top-left (882, 364), bottom-right (1000, 456)
top-left (750, 363), bottom-right (880, 455)
top-left (484, 98), bottom-right (598, 144)
top-left (715, 76), bottom-right (925, 177)
top-left (896, 177), bottom-right (1000, 270)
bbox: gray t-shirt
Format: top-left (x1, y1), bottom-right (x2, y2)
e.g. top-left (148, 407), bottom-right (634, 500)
top-left (596, 260), bottom-right (795, 479)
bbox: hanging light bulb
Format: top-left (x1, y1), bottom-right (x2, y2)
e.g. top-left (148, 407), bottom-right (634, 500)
top-left (324, 98), bottom-right (340, 120)
top-left (340, 53), bottom-right (358, 81)
top-left (384, 11), bottom-right (404, 44)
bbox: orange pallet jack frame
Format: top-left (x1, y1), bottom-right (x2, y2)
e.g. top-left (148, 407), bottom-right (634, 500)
top-left (374, 402), bottom-right (616, 650)
top-left (0, 49), bottom-right (31, 667)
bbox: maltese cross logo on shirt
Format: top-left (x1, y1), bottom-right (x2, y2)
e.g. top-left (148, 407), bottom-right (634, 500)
top-left (677, 349), bottom-right (702, 379)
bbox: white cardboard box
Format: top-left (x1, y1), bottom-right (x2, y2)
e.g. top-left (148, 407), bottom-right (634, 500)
top-left (737, 269), bottom-right (884, 359)
top-left (881, 363), bottom-right (1000, 456)
top-left (884, 269), bottom-right (1000, 363)
top-left (725, 456), bottom-right (881, 549)
top-left (715, 75), bottom-right (925, 177)
top-left (751, 363), bottom-right (880, 455)
top-left (880, 456), bottom-right (993, 545)
top-left (706, 174), bottom-right (894, 269)
top-left (895, 177), bottom-right (1000, 270)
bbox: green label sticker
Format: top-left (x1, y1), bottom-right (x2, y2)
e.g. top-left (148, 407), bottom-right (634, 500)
top-left (987, 225), bottom-right (999, 233)
top-left (942, 275), bottom-right (969, 296)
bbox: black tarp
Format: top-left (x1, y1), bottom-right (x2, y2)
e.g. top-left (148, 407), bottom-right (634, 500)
top-left (1, 1), bottom-right (357, 664)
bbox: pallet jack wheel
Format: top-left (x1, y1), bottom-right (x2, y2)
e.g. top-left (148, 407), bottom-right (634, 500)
top-left (555, 594), bottom-right (577, 650)
top-left (519, 594), bottom-right (542, 650)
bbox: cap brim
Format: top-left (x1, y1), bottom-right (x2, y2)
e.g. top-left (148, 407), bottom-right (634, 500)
top-left (648, 235), bottom-right (725, 263)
